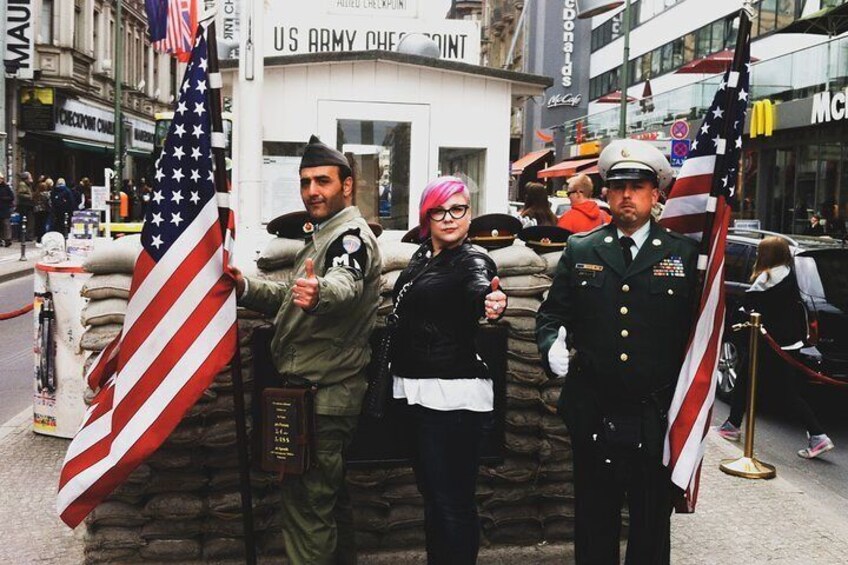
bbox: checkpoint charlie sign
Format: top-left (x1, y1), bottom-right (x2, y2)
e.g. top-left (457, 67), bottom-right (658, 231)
top-left (264, 1), bottom-right (480, 64)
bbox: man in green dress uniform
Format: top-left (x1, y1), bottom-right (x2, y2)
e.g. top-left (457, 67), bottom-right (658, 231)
top-left (230, 135), bottom-right (382, 564)
top-left (536, 139), bottom-right (698, 564)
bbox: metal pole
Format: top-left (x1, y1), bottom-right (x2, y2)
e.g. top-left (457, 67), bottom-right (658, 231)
top-left (114, 0), bottom-right (124, 197)
top-left (0, 0), bottom-right (7, 177)
top-left (504, 0), bottom-right (532, 70)
top-left (206, 21), bottom-right (257, 565)
top-left (19, 215), bottom-right (27, 260)
top-left (618, 0), bottom-right (631, 138)
top-left (720, 312), bottom-right (776, 479)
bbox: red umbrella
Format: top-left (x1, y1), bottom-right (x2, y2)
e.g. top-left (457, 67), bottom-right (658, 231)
top-left (597, 90), bottom-right (637, 103)
top-left (676, 49), bottom-right (759, 74)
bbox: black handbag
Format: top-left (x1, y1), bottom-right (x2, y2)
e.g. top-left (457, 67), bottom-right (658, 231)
top-left (362, 257), bottom-right (433, 419)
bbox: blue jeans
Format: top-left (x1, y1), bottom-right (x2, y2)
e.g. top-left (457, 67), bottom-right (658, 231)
top-left (404, 404), bottom-right (494, 565)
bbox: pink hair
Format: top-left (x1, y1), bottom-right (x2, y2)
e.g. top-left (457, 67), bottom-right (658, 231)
top-left (418, 176), bottom-right (470, 237)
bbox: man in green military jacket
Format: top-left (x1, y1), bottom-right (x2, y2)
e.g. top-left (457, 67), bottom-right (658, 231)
top-left (536, 139), bottom-right (698, 564)
top-left (231, 135), bottom-right (382, 564)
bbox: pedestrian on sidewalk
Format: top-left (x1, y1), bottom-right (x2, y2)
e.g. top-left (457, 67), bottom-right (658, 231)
top-left (50, 178), bottom-right (75, 237)
top-left (0, 174), bottom-right (14, 246)
top-left (33, 174), bottom-right (52, 242)
top-left (517, 182), bottom-right (558, 227)
top-left (718, 236), bottom-right (835, 459)
top-left (16, 171), bottom-right (35, 241)
top-left (556, 173), bottom-right (611, 234)
top-left (537, 139), bottom-right (695, 564)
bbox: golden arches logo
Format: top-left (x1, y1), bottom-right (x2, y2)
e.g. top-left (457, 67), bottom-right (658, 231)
top-left (750, 100), bottom-right (775, 138)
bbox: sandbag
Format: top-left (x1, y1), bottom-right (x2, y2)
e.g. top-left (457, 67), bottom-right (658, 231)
top-left (504, 316), bottom-right (536, 339)
top-left (379, 240), bottom-right (418, 273)
top-left (81, 298), bottom-right (127, 327)
top-left (86, 501), bottom-right (146, 527)
top-left (541, 251), bottom-right (563, 276)
top-left (81, 273), bottom-right (133, 300)
top-left (507, 338), bottom-right (542, 358)
top-left (143, 493), bottom-right (204, 520)
top-left (499, 273), bottom-right (553, 297)
top-left (480, 457), bottom-right (539, 484)
top-left (256, 237), bottom-right (304, 271)
top-left (80, 324), bottom-right (122, 352)
top-left (506, 382), bottom-right (541, 408)
top-left (381, 270), bottom-right (402, 296)
top-left (503, 296), bottom-right (542, 317)
top-left (83, 235), bottom-right (142, 274)
top-left (488, 245), bottom-right (547, 276)
top-left (139, 539), bottom-right (201, 561)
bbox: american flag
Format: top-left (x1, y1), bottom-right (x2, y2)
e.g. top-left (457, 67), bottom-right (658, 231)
top-left (57, 31), bottom-right (236, 528)
top-left (659, 25), bottom-right (751, 511)
top-left (150, 0), bottom-right (197, 62)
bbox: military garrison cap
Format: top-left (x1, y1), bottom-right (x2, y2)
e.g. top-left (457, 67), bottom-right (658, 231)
top-left (401, 225), bottom-right (423, 244)
top-left (468, 214), bottom-right (523, 250)
top-left (300, 134), bottom-right (351, 174)
top-left (519, 225), bottom-right (571, 254)
top-left (598, 139), bottom-right (673, 191)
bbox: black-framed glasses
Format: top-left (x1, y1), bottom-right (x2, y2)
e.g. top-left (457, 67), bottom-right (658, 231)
top-left (566, 190), bottom-right (578, 196)
top-left (427, 204), bottom-right (470, 221)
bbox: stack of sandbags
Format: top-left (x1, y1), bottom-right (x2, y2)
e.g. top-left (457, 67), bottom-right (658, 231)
top-left (79, 236), bottom-right (141, 360)
top-left (254, 236), bottom-right (304, 284)
top-left (376, 240), bottom-right (419, 325)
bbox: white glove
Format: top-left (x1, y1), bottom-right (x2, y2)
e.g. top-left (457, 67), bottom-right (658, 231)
top-left (548, 326), bottom-right (570, 376)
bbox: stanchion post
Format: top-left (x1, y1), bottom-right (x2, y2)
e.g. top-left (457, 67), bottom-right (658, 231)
top-left (720, 312), bottom-right (776, 479)
top-left (19, 215), bottom-right (27, 261)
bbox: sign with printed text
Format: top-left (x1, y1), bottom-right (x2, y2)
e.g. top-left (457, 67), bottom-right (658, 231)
top-left (265, 10), bottom-right (480, 64)
top-left (90, 186), bottom-right (109, 212)
top-left (5, 0), bottom-right (35, 79)
top-left (670, 139), bottom-right (691, 167)
top-left (327, 0), bottom-right (418, 18)
top-left (50, 98), bottom-right (156, 152)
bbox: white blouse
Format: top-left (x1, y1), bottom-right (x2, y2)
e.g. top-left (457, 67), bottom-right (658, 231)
top-left (392, 375), bottom-right (494, 412)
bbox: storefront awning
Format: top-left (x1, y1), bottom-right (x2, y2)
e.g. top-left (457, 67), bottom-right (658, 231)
top-left (537, 157), bottom-right (598, 179)
top-left (511, 149), bottom-right (552, 175)
top-left (63, 139), bottom-right (113, 154)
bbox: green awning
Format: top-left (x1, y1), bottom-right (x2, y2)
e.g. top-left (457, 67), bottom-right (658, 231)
top-left (62, 139), bottom-right (113, 154)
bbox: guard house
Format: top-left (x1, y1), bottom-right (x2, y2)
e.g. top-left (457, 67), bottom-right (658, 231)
top-left (220, 50), bottom-right (551, 243)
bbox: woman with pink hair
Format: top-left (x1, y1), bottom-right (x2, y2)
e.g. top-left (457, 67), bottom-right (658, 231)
top-left (389, 176), bottom-right (506, 564)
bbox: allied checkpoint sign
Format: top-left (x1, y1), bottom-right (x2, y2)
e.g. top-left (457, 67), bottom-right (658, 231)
top-left (264, 0), bottom-right (481, 65)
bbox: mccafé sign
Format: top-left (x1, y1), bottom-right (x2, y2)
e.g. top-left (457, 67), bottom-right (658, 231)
top-left (811, 89), bottom-right (848, 124)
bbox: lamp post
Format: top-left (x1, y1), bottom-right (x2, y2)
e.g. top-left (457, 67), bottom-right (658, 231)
top-left (577, 0), bottom-right (631, 138)
top-left (113, 0), bottom-right (124, 197)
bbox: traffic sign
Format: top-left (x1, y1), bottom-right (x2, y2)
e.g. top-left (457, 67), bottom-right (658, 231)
top-left (670, 119), bottom-right (690, 140)
top-left (670, 139), bottom-right (691, 167)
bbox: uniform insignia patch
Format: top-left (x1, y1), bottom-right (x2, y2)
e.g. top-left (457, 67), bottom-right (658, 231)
top-left (652, 255), bottom-right (686, 277)
top-left (342, 234), bottom-right (362, 254)
top-left (576, 263), bottom-right (604, 272)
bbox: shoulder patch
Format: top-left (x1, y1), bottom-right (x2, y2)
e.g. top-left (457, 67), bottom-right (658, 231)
top-left (325, 228), bottom-right (368, 279)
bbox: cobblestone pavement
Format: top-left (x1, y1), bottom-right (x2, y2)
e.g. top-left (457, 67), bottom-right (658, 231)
top-left (1, 411), bottom-right (846, 564)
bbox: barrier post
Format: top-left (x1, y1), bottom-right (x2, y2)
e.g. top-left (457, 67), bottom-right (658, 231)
top-left (19, 215), bottom-right (27, 261)
top-left (720, 312), bottom-right (776, 479)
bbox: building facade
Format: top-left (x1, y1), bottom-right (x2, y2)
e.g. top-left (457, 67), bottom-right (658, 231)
top-left (560, 0), bottom-right (848, 235)
top-left (6, 0), bottom-right (177, 188)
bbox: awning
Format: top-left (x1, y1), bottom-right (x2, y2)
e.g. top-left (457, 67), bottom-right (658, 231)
top-left (511, 149), bottom-right (552, 175)
top-left (537, 157), bottom-right (598, 179)
top-left (128, 148), bottom-right (152, 159)
top-left (63, 139), bottom-right (113, 154)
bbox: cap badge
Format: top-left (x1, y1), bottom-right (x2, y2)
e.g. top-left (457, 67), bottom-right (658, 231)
top-left (621, 148), bottom-right (631, 158)
top-left (652, 238), bottom-right (662, 246)
top-left (303, 222), bottom-right (314, 235)
top-left (491, 229), bottom-right (500, 237)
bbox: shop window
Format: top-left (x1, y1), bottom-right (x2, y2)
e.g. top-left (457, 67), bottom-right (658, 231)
top-left (776, 0), bottom-right (796, 30)
top-left (337, 120), bottom-right (411, 230)
top-left (650, 48), bottom-right (661, 77)
top-left (660, 43), bottom-right (673, 74)
top-left (671, 38), bottom-right (684, 69)
top-left (682, 33), bottom-right (696, 64)
top-left (710, 20), bottom-right (725, 53)
top-left (74, 0), bottom-right (84, 51)
top-left (695, 25), bottom-right (711, 59)
top-left (40, 0), bottom-right (54, 44)
top-left (438, 148), bottom-right (487, 214)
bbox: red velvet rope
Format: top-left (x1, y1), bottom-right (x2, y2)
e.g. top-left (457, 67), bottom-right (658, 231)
top-left (0, 302), bottom-right (34, 321)
top-left (761, 330), bottom-right (848, 388)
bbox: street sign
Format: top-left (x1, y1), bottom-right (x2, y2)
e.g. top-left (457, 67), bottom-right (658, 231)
top-left (670, 119), bottom-right (690, 140)
top-left (670, 139), bottom-right (691, 167)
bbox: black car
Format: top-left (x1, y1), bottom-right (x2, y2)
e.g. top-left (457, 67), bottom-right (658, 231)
top-left (716, 229), bottom-right (848, 400)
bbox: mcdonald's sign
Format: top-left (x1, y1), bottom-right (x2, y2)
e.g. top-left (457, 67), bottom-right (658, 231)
top-left (750, 99), bottom-right (775, 137)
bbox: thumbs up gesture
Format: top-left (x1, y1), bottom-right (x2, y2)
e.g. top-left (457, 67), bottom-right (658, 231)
top-left (293, 258), bottom-right (320, 311)
top-left (548, 326), bottom-right (570, 376)
top-left (484, 276), bottom-right (508, 321)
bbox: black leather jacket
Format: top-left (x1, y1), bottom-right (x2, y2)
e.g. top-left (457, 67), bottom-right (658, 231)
top-left (391, 240), bottom-right (497, 379)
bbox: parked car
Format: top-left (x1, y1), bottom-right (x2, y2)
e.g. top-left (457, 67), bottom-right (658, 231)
top-left (716, 229), bottom-right (848, 400)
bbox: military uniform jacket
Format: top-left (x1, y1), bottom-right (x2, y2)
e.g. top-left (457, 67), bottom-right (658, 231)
top-left (536, 221), bottom-right (697, 448)
top-left (241, 206), bottom-right (382, 416)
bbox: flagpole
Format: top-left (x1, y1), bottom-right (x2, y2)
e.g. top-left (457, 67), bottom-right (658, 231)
top-left (205, 20), bottom-right (258, 565)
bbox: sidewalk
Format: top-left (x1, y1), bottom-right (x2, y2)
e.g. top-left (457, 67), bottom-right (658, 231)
top-left (1, 410), bottom-right (846, 564)
top-left (0, 243), bottom-right (37, 284)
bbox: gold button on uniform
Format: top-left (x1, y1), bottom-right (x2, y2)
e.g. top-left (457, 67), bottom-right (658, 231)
top-left (620, 306), bottom-right (629, 315)
top-left (621, 329), bottom-right (629, 338)
top-left (621, 284), bottom-right (630, 292)
top-left (620, 353), bottom-right (629, 362)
